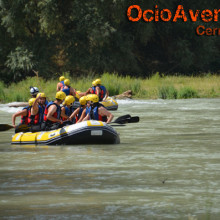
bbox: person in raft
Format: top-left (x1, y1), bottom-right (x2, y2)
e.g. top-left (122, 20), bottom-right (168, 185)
top-left (29, 93), bottom-right (47, 131)
top-left (83, 94), bottom-right (113, 123)
top-left (61, 95), bottom-right (75, 124)
top-left (68, 96), bottom-right (88, 123)
top-left (12, 98), bottom-right (36, 128)
top-left (42, 91), bottom-right (66, 130)
top-left (62, 79), bottom-right (76, 97)
top-left (83, 79), bottom-right (109, 101)
top-left (94, 78), bottom-right (109, 101)
top-left (83, 80), bottom-right (97, 96)
top-left (57, 76), bottom-right (65, 91)
top-left (30, 86), bottom-right (39, 98)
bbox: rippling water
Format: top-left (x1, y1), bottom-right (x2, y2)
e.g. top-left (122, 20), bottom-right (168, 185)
top-left (0, 99), bottom-right (220, 219)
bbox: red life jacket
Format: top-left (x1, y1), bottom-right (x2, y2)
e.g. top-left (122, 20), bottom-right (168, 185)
top-left (28, 106), bottom-right (42, 125)
top-left (20, 106), bottom-right (30, 125)
top-left (59, 81), bottom-right (65, 90)
top-left (91, 86), bottom-right (96, 94)
top-left (97, 85), bottom-right (106, 101)
top-left (44, 101), bottom-right (61, 123)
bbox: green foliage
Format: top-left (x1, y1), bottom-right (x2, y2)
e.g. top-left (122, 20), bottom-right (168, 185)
top-left (5, 47), bottom-right (34, 72)
top-left (0, 0), bottom-right (219, 84)
top-left (158, 86), bottom-right (178, 99)
top-left (178, 87), bottom-right (199, 99)
top-left (0, 81), bottom-right (5, 101)
top-left (1, 74), bottom-right (220, 102)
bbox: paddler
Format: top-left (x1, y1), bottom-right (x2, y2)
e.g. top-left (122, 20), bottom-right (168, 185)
top-left (62, 79), bottom-right (76, 96)
top-left (29, 93), bottom-right (47, 131)
top-left (61, 95), bottom-right (75, 124)
top-left (12, 98), bottom-right (36, 128)
top-left (83, 94), bottom-right (113, 123)
top-left (42, 91), bottom-right (66, 130)
top-left (68, 96), bottom-right (87, 123)
top-left (57, 76), bottom-right (65, 91)
top-left (94, 78), bottom-right (109, 101)
top-left (83, 80), bottom-right (97, 96)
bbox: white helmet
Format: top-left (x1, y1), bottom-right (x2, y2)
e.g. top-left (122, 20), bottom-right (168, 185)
top-left (30, 87), bottom-right (39, 95)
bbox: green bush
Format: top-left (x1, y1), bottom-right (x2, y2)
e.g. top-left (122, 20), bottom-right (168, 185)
top-left (0, 81), bottom-right (5, 102)
top-left (178, 87), bottom-right (199, 99)
top-left (158, 86), bottom-right (178, 99)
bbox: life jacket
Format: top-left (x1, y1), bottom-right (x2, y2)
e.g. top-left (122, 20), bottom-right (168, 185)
top-left (98, 85), bottom-right (106, 101)
top-left (86, 106), bottom-right (91, 115)
top-left (75, 107), bottom-right (84, 122)
top-left (20, 106), bottom-right (30, 125)
top-left (91, 86), bottom-right (96, 94)
top-left (62, 106), bottom-right (74, 121)
top-left (44, 101), bottom-right (61, 123)
top-left (28, 105), bottom-right (44, 125)
top-left (62, 86), bottom-right (70, 96)
top-left (59, 81), bottom-right (65, 90)
top-left (90, 104), bottom-right (107, 122)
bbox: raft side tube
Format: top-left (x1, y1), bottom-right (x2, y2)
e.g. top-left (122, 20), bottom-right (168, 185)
top-left (11, 120), bottom-right (120, 145)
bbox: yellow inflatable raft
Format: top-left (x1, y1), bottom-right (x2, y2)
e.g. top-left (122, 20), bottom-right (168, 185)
top-left (101, 97), bottom-right (118, 110)
top-left (12, 120), bottom-right (120, 145)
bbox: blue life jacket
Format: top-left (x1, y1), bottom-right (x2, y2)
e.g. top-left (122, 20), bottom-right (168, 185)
top-left (86, 106), bottom-right (91, 115)
top-left (78, 107), bottom-right (84, 119)
top-left (44, 101), bottom-right (61, 122)
top-left (38, 105), bottom-right (44, 123)
top-left (90, 104), bottom-right (107, 122)
top-left (62, 86), bottom-right (70, 96)
top-left (98, 85), bottom-right (106, 101)
top-left (64, 106), bottom-right (74, 117)
top-left (75, 107), bottom-right (84, 122)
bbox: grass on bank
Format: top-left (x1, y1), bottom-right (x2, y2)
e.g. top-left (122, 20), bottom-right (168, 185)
top-left (0, 72), bottom-right (220, 103)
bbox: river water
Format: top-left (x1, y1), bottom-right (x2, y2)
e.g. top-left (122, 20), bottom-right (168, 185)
top-left (0, 99), bottom-right (220, 219)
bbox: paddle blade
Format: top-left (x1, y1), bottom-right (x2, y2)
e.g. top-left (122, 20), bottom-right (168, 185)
top-left (114, 114), bottom-right (131, 123)
top-left (128, 116), bottom-right (140, 123)
top-left (0, 124), bottom-right (14, 132)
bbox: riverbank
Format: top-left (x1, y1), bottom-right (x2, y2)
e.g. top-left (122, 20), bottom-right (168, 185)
top-left (0, 73), bottom-right (220, 102)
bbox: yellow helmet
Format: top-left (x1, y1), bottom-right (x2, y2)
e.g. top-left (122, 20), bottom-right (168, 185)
top-left (92, 80), bottom-right (97, 86)
top-left (28, 98), bottom-right (36, 106)
top-left (95, 78), bottom-right (101, 85)
top-left (37, 92), bottom-right (46, 98)
top-left (59, 76), bottom-right (65, 82)
top-left (64, 95), bottom-right (75, 106)
top-left (75, 91), bottom-right (81, 99)
top-left (56, 91), bottom-right (66, 100)
top-left (86, 94), bottom-right (99, 103)
top-left (79, 96), bottom-right (87, 105)
top-left (64, 79), bottom-right (70, 86)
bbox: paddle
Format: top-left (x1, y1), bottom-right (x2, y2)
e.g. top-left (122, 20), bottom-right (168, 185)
top-left (110, 115), bottom-right (139, 125)
top-left (127, 116), bottom-right (139, 123)
top-left (113, 114), bottom-right (131, 123)
top-left (0, 124), bottom-right (14, 131)
top-left (0, 123), bottom-right (30, 132)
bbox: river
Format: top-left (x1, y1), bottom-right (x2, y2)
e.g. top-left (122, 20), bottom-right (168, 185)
top-left (0, 99), bottom-right (220, 219)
